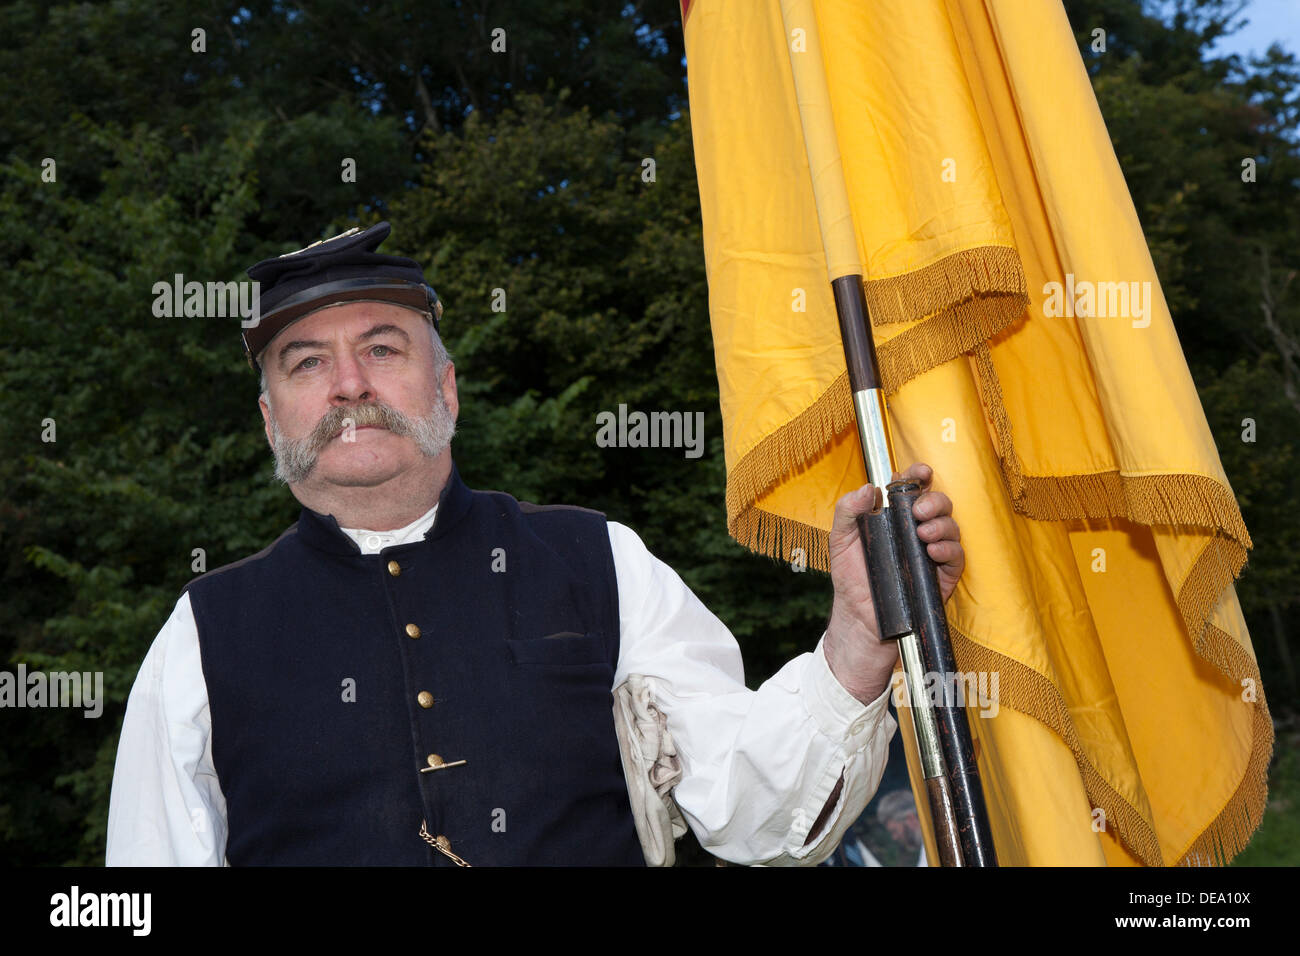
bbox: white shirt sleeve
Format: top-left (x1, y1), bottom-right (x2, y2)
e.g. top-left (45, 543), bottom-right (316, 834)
top-left (607, 520), bottom-right (897, 866)
top-left (106, 592), bottom-right (228, 866)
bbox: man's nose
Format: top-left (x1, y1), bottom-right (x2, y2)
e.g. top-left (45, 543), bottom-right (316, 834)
top-left (329, 351), bottom-right (375, 404)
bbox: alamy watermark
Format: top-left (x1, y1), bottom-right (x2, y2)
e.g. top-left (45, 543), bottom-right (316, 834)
top-left (152, 274), bottom-right (260, 327)
top-left (50, 886), bottom-right (150, 936)
top-left (595, 404), bottom-right (705, 459)
top-left (0, 665), bottom-right (104, 718)
top-left (891, 669), bottom-right (999, 718)
top-left (1042, 273), bottom-right (1152, 328)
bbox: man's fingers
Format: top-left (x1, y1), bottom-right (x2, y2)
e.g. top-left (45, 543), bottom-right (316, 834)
top-left (927, 539), bottom-right (966, 591)
top-left (831, 484), bottom-right (881, 535)
top-left (912, 490), bottom-right (951, 520)
top-left (893, 462), bottom-right (933, 487)
top-left (832, 470), bottom-right (949, 541)
top-left (926, 538), bottom-right (964, 565)
top-left (916, 515), bottom-right (959, 543)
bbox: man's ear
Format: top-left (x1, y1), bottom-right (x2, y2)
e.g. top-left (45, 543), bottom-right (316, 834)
top-left (441, 362), bottom-right (458, 422)
top-left (259, 394), bottom-right (275, 450)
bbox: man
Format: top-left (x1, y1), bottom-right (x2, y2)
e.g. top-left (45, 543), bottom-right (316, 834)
top-left (106, 222), bottom-right (966, 866)
top-left (877, 789), bottom-right (927, 866)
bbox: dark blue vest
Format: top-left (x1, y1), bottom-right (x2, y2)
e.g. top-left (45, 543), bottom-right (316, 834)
top-left (185, 463), bottom-right (645, 866)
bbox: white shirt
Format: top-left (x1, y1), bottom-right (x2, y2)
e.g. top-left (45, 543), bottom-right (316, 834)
top-left (106, 502), bottom-right (897, 866)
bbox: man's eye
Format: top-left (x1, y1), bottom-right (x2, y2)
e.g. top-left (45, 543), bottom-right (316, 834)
top-left (371, 345), bottom-right (396, 357)
top-left (296, 357), bottom-right (321, 371)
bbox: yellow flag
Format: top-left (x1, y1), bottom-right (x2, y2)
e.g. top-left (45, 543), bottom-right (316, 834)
top-left (683, 0), bottom-right (1271, 865)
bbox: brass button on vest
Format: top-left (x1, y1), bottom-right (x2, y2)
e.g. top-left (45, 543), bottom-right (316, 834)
top-left (420, 753), bottom-right (467, 773)
top-left (387, 560), bottom-right (401, 577)
top-left (405, 623), bottom-right (421, 639)
top-left (417, 691), bottom-right (435, 709)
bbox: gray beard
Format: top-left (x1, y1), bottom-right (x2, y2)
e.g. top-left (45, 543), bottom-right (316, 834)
top-left (267, 390), bottom-right (456, 485)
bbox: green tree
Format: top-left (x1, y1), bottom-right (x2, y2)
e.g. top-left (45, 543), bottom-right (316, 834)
top-left (1, 0), bottom-right (1295, 867)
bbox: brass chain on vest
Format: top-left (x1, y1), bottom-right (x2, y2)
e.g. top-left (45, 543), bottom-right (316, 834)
top-left (419, 819), bottom-right (472, 866)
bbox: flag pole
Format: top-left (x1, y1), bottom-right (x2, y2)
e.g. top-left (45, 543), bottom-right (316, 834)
top-left (779, 0), bottom-right (997, 866)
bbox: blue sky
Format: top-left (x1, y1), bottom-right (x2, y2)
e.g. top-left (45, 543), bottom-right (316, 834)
top-left (1207, 0), bottom-right (1298, 60)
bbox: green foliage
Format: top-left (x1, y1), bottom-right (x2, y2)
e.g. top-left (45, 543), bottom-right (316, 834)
top-left (1232, 720), bottom-right (1300, 865)
top-left (0, 0), bottom-right (1295, 866)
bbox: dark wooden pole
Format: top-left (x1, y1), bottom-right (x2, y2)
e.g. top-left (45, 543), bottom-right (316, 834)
top-left (832, 275), bottom-right (998, 867)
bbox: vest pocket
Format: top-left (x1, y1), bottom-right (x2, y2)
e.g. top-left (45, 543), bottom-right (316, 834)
top-left (507, 631), bottom-right (609, 665)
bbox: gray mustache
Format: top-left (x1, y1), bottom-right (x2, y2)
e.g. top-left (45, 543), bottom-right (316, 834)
top-left (268, 392), bottom-right (456, 486)
top-left (308, 402), bottom-right (415, 450)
